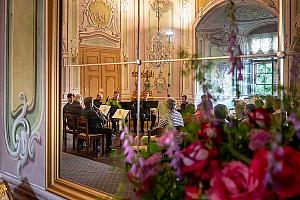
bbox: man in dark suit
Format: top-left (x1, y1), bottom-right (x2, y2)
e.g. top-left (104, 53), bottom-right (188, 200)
top-left (81, 97), bottom-right (112, 152)
top-left (63, 93), bottom-right (74, 114)
top-left (131, 91), bottom-right (156, 133)
top-left (178, 95), bottom-right (189, 113)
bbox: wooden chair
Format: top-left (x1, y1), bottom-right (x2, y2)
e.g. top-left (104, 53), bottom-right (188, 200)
top-left (63, 113), bottom-right (78, 149)
top-left (77, 116), bottom-right (105, 155)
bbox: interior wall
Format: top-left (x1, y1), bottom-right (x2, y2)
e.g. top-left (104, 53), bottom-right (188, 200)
top-left (62, 0), bottom-right (196, 101)
top-left (0, 0), bottom-right (60, 199)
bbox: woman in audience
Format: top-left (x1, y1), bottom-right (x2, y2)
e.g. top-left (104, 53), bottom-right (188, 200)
top-left (195, 102), bottom-right (214, 123)
top-left (265, 95), bottom-right (274, 113)
top-left (234, 99), bottom-right (246, 121)
top-left (240, 103), bottom-right (256, 130)
top-left (69, 94), bottom-right (83, 117)
top-left (157, 97), bottom-right (184, 129)
top-left (213, 104), bottom-right (230, 140)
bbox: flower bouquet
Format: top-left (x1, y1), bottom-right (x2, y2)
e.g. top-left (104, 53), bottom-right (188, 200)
top-left (120, 1), bottom-right (300, 199)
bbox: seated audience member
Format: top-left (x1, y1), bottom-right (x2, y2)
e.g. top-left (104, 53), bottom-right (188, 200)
top-left (107, 91), bottom-right (120, 133)
top-left (213, 104), bottom-right (230, 139)
top-left (240, 104), bottom-right (256, 129)
top-left (69, 94), bottom-right (83, 117)
top-left (93, 93), bottom-right (103, 108)
top-left (265, 95), bottom-right (274, 113)
top-left (63, 93), bottom-right (74, 114)
top-left (80, 97), bottom-right (112, 152)
top-left (131, 91), bottom-right (156, 133)
top-left (185, 103), bottom-right (196, 114)
top-left (198, 95), bottom-right (213, 111)
top-left (234, 99), bottom-right (246, 120)
top-left (157, 97), bottom-right (184, 129)
top-left (195, 102), bottom-right (214, 123)
top-left (272, 98), bottom-right (281, 125)
top-left (255, 99), bottom-right (264, 108)
top-left (178, 95), bottom-right (189, 113)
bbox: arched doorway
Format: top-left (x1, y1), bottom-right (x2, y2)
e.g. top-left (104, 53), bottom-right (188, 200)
top-left (194, 1), bottom-right (278, 108)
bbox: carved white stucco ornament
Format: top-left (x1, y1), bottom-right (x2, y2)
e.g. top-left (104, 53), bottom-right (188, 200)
top-left (4, 92), bottom-right (41, 178)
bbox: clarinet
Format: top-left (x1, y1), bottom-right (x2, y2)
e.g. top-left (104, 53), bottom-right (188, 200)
top-left (105, 96), bottom-right (109, 104)
top-left (92, 104), bottom-right (99, 112)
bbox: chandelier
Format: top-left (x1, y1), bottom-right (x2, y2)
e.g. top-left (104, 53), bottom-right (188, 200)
top-left (146, 0), bottom-right (171, 69)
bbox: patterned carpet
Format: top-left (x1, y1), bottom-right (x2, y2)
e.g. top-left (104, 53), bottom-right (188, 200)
top-left (60, 131), bottom-right (137, 199)
top-left (60, 152), bottom-right (135, 199)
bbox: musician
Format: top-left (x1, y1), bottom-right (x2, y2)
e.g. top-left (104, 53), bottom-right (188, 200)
top-left (178, 95), bottom-right (189, 113)
top-left (68, 94), bottom-right (83, 117)
top-left (93, 93), bottom-right (103, 108)
top-left (63, 93), bottom-right (74, 114)
top-left (80, 97), bottom-right (112, 152)
top-left (131, 91), bottom-right (156, 133)
top-left (107, 91), bottom-right (120, 133)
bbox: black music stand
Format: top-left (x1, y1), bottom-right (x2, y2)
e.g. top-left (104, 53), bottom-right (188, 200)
top-left (120, 102), bottom-right (132, 110)
top-left (143, 101), bottom-right (159, 131)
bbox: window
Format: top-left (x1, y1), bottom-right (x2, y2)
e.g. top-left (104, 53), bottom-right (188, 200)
top-left (236, 58), bottom-right (278, 97)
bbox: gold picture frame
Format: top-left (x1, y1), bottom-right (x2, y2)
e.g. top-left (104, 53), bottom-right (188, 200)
top-left (45, 0), bottom-right (113, 199)
top-left (0, 181), bottom-right (13, 200)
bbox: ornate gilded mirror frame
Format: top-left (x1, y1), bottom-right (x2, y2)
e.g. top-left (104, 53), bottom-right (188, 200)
top-left (45, 0), bottom-right (113, 199)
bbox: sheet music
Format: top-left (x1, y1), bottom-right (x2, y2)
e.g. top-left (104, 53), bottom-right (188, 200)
top-left (99, 105), bottom-right (111, 116)
top-left (112, 109), bottom-right (129, 119)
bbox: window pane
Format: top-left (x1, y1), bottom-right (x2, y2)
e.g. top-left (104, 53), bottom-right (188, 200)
top-left (265, 63), bottom-right (272, 73)
top-left (256, 85), bottom-right (265, 95)
top-left (257, 74), bottom-right (265, 84)
top-left (265, 74), bottom-right (272, 84)
top-left (265, 85), bottom-right (273, 95)
top-left (257, 64), bottom-right (265, 73)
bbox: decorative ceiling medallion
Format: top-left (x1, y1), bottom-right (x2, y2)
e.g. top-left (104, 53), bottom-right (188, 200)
top-left (87, 0), bottom-right (113, 28)
top-left (151, 0), bottom-right (171, 15)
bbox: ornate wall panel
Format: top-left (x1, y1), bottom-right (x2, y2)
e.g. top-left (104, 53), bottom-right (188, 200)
top-left (3, 0), bottom-right (44, 184)
top-left (79, 0), bottom-right (121, 48)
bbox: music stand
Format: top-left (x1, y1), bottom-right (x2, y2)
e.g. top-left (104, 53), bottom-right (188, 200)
top-left (99, 105), bottom-right (111, 117)
top-left (119, 102), bottom-right (132, 110)
top-left (143, 101), bottom-right (159, 109)
top-left (142, 101), bottom-right (159, 131)
top-left (112, 109), bottom-right (130, 147)
top-left (112, 109), bottom-right (130, 130)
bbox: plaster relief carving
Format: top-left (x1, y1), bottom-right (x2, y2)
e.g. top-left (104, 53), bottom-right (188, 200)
top-left (235, 6), bottom-right (276, 22)
top-left (88, 0), bottom-right (112, 28)
top-left (5, 0), bottom-right (43, 179)
top-left (5, 93), bottom-right (41, 178)
top-left (79, 0), bottom-right (121, 47)
top-left (263, 0), bottom-right (278, 12)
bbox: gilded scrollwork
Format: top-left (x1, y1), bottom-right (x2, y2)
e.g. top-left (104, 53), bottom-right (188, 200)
top-left (151, 0), bottom-right (172, 15)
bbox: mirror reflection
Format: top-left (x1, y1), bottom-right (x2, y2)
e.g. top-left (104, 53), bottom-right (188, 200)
top-left (59, 0), bottom-right (278, 198)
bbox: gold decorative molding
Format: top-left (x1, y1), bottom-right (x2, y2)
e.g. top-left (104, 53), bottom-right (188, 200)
top-left (46, 0), bottom-right (114, 199)
top-left (150, 0), bottom-right (172, 15)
